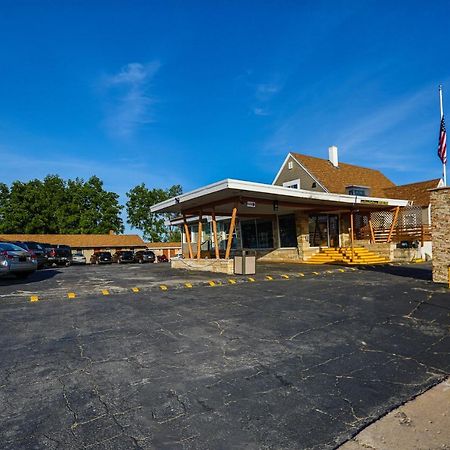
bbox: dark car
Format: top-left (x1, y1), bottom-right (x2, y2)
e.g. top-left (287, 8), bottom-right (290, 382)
top-left (41, 244), bottom-right (72, 266)
top-left (157, 254), bottom-right (169, 263)
top-left (0, 242), bottom-right (37, 279)
top-left (90, 251), bottom-right (112, 264)
top-left (12, 241), bottom-right (46, 269)
top-left (134, 250), bottom-right (156, 264)
top-left (112, 250), bottom-right (135, 264)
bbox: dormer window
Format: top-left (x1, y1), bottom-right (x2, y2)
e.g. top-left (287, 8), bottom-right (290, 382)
top-left (346, 185), bottom-right (369, 196)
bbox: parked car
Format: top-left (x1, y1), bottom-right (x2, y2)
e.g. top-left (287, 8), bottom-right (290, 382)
top-left (172, 253), bottom-right (184, 260)
top-left (41, 244), bottom-right (72, 266)
top-left (157, 254), bottom-right (169, 263)
top-left (112, 250), bottom-right (135, 264)
top-left (12, 241), bottom-right (46, 269)
top-left (71, 252), bottom-right (87, 265)
top-left (90, 251), bottom-right (112, 264)
top-left (0, 242), bottom-right (37, 279)
top-left (134, 250), bottom-right (156, 264)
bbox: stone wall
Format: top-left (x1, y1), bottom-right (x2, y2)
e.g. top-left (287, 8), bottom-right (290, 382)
top-left (255, 248), bottom-right (301, 262)
top-left (171, 258), bottom-right (234, 275)
top-left (430, 187), bottom-right (450, 284)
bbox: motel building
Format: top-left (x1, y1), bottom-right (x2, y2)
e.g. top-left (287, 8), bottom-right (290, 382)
top-left (151, 147), bottom-right (438, 274)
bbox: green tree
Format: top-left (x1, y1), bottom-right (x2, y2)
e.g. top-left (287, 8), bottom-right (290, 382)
top-left (0, 182), bottom-right (10, 233)
top-left (126, 184), bottom-right (182, 241)
top-left (0, 175), bottom-right (124, 234)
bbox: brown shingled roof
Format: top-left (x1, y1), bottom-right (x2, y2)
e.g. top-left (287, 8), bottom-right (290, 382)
top-left (291, 153), bottom-right (396, 197)
top-left (146, 242), bottom-right (182, 249)
top-left (383, 179), bottom-right (441, 207)
top-left (0, 234), bottom-right (146, 248)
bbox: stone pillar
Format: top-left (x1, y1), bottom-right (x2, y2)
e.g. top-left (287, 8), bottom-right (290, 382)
top-left (295, 212), bottom-right (310, 258)
top-left (430, 187), bottom-right (450, 284)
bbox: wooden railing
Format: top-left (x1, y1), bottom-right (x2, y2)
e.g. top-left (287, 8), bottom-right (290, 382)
top-left (356, 225), bottom-right (431, 244)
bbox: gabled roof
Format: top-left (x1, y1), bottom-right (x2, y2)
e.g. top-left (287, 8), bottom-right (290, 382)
top-left (383, 179), bottom-right (442, 207)
top-left (0, 234), bottom-right (146, 248)
top-left (290, 153), bottom-right (396, 197)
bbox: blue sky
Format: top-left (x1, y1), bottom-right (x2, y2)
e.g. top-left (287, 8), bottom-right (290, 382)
top-left (1, 1), bottom-right (449, 232)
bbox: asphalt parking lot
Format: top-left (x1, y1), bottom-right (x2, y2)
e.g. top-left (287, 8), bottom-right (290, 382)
top-left (0, 262), bottom-right (449, 449)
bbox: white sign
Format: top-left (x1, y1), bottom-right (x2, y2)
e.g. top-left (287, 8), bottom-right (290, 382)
top-left (246, 201), bottom-right (256, 208)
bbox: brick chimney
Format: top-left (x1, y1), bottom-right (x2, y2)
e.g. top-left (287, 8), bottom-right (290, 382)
top-left (328, 146), bottom-right (338, 167)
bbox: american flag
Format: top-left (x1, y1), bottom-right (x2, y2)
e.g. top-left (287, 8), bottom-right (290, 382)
top-left (438, 115), bottom-right (447, 164)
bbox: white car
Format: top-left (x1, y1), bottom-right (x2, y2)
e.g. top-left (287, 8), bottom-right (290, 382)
top-left (71, 253), bottom-right (87, 265)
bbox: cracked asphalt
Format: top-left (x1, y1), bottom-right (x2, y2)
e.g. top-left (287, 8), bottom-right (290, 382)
top-left (0, 264), bottom-right (449, 449)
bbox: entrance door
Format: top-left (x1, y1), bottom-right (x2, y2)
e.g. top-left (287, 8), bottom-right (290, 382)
top-left (328, 215), bottom-right (339, 248)
top-left (308, 214), bottom-right (340, 247)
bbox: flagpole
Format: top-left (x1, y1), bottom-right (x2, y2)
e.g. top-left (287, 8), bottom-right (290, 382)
top-left (439, 85), bottom-right (447, 186)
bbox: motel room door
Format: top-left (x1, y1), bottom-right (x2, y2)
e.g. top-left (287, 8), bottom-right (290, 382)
top-left (309, 214), bottom-right (339, 247)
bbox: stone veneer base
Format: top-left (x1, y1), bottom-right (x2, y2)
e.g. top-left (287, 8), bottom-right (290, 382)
top-left (171, 258), bottom-right (234, 275)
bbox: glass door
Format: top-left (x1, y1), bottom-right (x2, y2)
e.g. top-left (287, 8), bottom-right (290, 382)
top-left (328, 215), bottom-right (339, 248)
top-left (308, 214), bottom-right (340, 247)
top-left (309, 215), bottom-right (329, 247)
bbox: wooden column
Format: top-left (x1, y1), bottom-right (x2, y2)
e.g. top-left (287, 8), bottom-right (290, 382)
top-left (212, 209), bottom-right (219, 259)
top-left (350, 211), bottom-right (355, 262)
top-left (183, 214), bottom-right (193, 259)
top-left (369, 219), bottom-right (375, 244)
top-left (197, 211), bottom-right (202, 260)
top-left (225, 206), bottom-right (238, 260)
top-left (387, 207), bottom-right (400, 243)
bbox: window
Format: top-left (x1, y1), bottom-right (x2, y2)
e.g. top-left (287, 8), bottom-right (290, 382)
top-left (278, 214), bottom-right (297, 247)
top-left (241, 219), bottom-right (274, 249)
top-left (283, 179), bottom-right (301, 189)
top-left (288, 161), bottom-right (293, 169)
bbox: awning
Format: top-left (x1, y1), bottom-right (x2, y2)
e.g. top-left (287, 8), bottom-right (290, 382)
top-left (151, 179), bottom-right (409, 216)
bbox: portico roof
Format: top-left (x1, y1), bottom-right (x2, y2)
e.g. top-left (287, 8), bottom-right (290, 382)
top-left (151, 179), bottom-right (409, 216)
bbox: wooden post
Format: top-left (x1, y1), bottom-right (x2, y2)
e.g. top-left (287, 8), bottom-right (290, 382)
top-left (350, 211), bottom-right (355, 262)
top-left (225, 206), bottom-right (238, 260)
top-left (212, 209), bottom-right (219, 259)
top-left (387, 207), bottom-right (400, 243)
top-left (197, 211), bottom-right (202, 260)
top-left (420, 225), bottom-right (424, 247)
top-left (183, 214), bottom-right (193, 259)
top-left (369, 219), bottom-right (375, 244)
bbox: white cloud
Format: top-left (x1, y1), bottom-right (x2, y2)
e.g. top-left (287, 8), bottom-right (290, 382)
top-left (253, 107), bottom-right (270, 116)
top-left (255, 83), bottom-right (281, 101)
top-left (102, 61), bottom-right (161, 138)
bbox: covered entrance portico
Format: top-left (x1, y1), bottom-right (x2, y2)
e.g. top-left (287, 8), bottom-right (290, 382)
top-left (151, 179), bottom-right (408, 272)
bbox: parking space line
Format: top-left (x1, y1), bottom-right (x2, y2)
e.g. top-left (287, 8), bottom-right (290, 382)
top-left (67, 292), bottom-right (76, 299)
top-left (185, 283), bottom-right (193, 288)
top-left (281, 274), bottom-right (289, 279)
top-left (265, 275), bottom-right (273, 281)
top-left (228, 279), bottom-right (237, 284)
top-left (159, 285), bottom-right (168, 291)
top-left (298, 273), bottom-right (305, 277)
top-left (312, 271), bottom-right (320, 275)
top-left (30, 295), bottom-right (39, 303)
top-left (131, 287), bottom-right (140, 293)
top-left (101, 289), bottom-right (110, 296)
top-left (248, 277), bottom-right (255, 282)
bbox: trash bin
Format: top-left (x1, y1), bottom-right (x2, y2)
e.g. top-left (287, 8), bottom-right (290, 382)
top-left (234, 251), bottom-right (256, 275)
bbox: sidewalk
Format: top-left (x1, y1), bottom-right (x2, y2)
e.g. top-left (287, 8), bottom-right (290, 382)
top-left (339, 378), bottom-right (450, 450)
